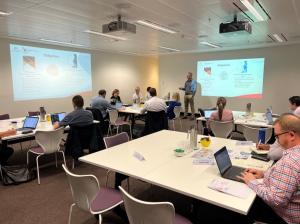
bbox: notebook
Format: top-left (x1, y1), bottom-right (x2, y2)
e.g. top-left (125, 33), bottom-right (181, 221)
top-left (51, 112), bottom-right (66, 124)
top-left (17, 116), bottom-right (39, 132)
top-left (214, 147), bottom-right (245, 182)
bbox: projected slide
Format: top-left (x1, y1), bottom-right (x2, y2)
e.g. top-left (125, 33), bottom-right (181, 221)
top-left (197, 58), bottom-right (265, 98)
top-left (10, 44), bottom-right (92, 101)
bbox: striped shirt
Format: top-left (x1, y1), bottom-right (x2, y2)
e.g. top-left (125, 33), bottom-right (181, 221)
top-left (248, 145), bottom-right (300, 224)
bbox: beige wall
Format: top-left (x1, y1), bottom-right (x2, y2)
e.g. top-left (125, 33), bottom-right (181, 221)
top-left (159, 44), bottom-right (300, 114)
top-left (0, 38), bottom-right (158, 117)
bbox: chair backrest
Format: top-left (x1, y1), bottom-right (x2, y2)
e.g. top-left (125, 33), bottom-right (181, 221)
top-left (86, 107), bottom-right (105, 122)
top-left (108, 110), bottom-right (119, 124)
top-left (242, 125), bottom-right (273, 143)
top-left (143, 111), bottom-right (168, 136)
top-left (119, 186), bottom-right (175, 224)
top-left (35, 128), bottom-right (64, 154)
top-left (173, 106), bottom-right (181, 119)
top-left (210, 120), bottom-right (234, 138)
top-left (0, 114), bottom-right (9, 120)
top-left (62, 164), bottom-right (99, 212)
top-left (104, 132), bottom-right (129, 149)
top-left (28, 111), bottom-right (40, 116)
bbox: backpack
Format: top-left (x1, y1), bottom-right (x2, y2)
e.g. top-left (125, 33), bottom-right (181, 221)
top-left (0, 164), bottom-right (36, 185)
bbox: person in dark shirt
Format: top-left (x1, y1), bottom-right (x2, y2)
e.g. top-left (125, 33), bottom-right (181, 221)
top-left (110, 89), bottom-right (122, 105)
top-left (53, 95), bottom-right (93, 128)
top-left (167, 92), bottom-right (181, 119)
top-left (0, 129), bottom-right (16, 165)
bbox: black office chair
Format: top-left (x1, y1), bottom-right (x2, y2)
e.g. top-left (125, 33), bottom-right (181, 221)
top-left (65, 123), bottom-right (105, 161)
top-left (86, 107), bottom-right (109, 135)
top-left (143, 111), bottom-right (168, 136)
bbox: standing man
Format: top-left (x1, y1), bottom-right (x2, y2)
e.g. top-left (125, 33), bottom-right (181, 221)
top-left (179, 72), bottom-right (197, 120)
top-left (238, 113), bottom-right (300, 224)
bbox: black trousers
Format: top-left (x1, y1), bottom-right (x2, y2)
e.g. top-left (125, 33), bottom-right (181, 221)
top-left (0, 145), bottom-right (14, 165)
top-left (247, 197), bottom-right (287, 224)
top-left (193, 197), bottom-right (287, 224)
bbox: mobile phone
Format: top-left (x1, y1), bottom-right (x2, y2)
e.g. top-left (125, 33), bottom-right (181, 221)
top-left (251, 154), bottom-right (270, 162)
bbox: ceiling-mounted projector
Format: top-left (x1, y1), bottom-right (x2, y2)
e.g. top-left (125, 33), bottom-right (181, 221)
top-left (219, 15), bottom-right (252, 34)
top-left (102, 15), bottom-right (136, 34)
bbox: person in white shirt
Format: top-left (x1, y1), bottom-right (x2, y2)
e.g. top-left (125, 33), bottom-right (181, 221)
top-left (145, 86), bottom-right (152, 101)
top-left (132, 86), bottom-right (143, 104)
top-left (141, 88), bottom-right (167, 114)
top-left (257, 97), bottom-right (300, 160)
top-left (289, 96), bottom-right (300, 117)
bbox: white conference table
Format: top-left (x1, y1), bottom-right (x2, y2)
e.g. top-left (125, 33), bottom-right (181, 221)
top-left (0, 117), bottom-right (99, 146)
top-left (197, 110), bottom-right (275, 128)
top-left (80, 130), bottom-right (272, 215)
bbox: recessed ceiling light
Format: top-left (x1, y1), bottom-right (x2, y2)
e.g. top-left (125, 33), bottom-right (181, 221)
top-left (84, 30), bottom-right (127, 41)
top-left (272, 34), bottom-right (283, 42)
top-left (159, 46), bottom-right (180, 52)
top-left (199, 41), bottom-right (221, 48)
top-left (0, 10), bottom-right (13, 16)
top-left (136, 20), bottom-right (177, 34)
top-left (240, 0), bottom-right (264, 21)
top-left (40, 39), bottom-right (84, 47)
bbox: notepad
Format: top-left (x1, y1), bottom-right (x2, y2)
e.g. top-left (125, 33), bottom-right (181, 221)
top-left (208, 179), bottom-right (252, 199)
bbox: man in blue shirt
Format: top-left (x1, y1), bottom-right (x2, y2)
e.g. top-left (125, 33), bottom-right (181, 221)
top-left (90, 89), bottom-right (116, 119)
top-left (179, 72), bottom-right (197, 120)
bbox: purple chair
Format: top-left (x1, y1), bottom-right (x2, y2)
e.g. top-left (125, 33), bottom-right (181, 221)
top-left (103, 132), bottom-right (129, 149)
top-left (0, 114), bottom-right (9, 120)
top-left (62, 164), bottom-right (123, 224)
top-left (103, 132), bottom-right (129, 187)
top-left (119, 186), bottom-right (192, 224)
top-left (28, 111), bottom-right (40, 116)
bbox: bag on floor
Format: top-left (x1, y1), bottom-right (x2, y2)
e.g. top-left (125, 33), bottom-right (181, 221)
top-left (0, 165), bottom-right (36, 186)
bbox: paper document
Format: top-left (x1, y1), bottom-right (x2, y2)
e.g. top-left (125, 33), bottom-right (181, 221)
top-left (208, 179), bottom-right (252, 199)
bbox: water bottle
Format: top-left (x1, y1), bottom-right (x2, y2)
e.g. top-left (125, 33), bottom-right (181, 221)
top-left (258, 128), bottom-right (266, 144)
top-left (40, 106), bottom-right (46, 122)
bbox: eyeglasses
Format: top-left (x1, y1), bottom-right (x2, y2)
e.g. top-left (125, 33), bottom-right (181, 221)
top-left (274, 131), bottom-right (290, 139)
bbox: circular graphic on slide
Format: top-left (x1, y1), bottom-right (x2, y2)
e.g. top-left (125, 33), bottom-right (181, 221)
top-left (46, 64), bottom-right (60, 76)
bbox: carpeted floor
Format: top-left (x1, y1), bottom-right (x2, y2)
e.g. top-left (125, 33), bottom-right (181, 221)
top-left (0, 117), bottom-right (246, 224)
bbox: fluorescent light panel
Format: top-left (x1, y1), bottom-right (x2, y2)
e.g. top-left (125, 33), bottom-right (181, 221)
top-left (40, 39), bottom-right (84, 47)
top-left (136, 20), bottom-right (177, 34)
top-left (240, 0), bottom-right (264, 21)
top-left (0, 10), bottom-right (12, 16)
top-left (159, 46), bottom-right (180, 52)
top-left (84, 30), bottom-right (127, 41)
top-left (199, 41), bottom-right (221, 48)
top-left (272, 34), bottom-right (283, 42)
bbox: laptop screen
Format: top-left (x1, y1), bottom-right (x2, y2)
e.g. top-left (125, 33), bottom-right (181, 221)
top-left (214, 147), bottom-right (232, 175)
top-left (51, 112), bottom-right (66, 124)
top-left (116, 102), bottom-right (123, 109)
top-left (204, 110), bottom-right (216, 118)
top-left (23, 116), bottom-right (39, 129)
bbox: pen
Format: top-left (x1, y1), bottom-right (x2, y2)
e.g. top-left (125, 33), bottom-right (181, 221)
top-left (257, 139), bottom-right (261, 149)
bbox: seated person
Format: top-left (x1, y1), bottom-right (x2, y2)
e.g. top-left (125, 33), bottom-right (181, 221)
top-left (207, 97), bottom-right (233, 128)
top-left (166, 92), bottom-right (181, 119)
top-left (257, 141), bottom-right (283, 161)
top-left (145, 86), bottom-right (152, 101)
top-left (132, 86), bottom-right (143, 104)
top-left (238, 114), bottom-right (300, 224)
top-left (110, 89), bottom-right (122, 105)
top-left (289, 95), bottom-right (300, 117)
top-left (0, 129), bottom-right (16, 165)
top-left (256, 97), bottom-right (300, 160)
top-left (91, 89), bottom-right (116, 119)
top-left (141, 88), bottom-right (167, 114)
top-left (53, 95), bottom-right (93, 129)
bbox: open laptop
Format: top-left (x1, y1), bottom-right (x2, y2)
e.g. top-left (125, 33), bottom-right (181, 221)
top-left (214, 147), bottom-right (245, 182)
top-left (51, 112), bottom-right (66, 124)
top-left (115, 102), bottom-right (123, 109)
top-left (17, 116), bottom-right (39, 132)
top-left (203, 109), bottom-right (216, 119)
